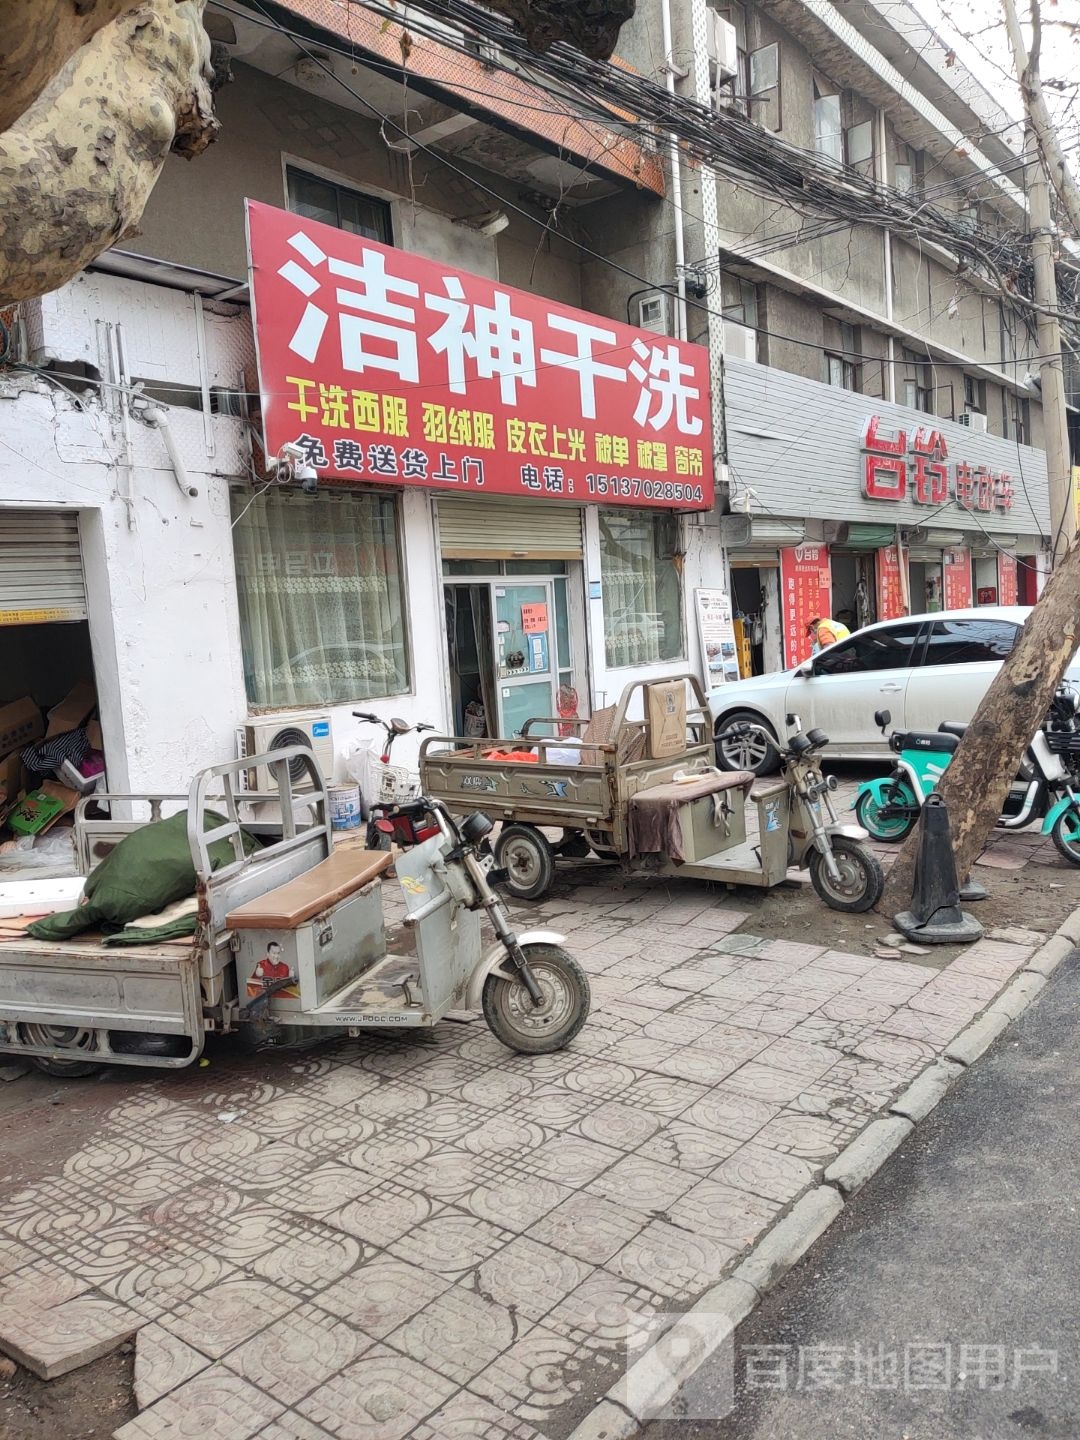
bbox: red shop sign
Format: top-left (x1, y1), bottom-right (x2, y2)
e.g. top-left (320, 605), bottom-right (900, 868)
top-left (861, 416), bottom-right (1014, 514)
top-left (246, 200), bottom-right (714, 510)
top-left (780, 544), bottom-right (833, 668)
top-left (876, 544), bottom-right (906, 621)
top-left (997, 552), bottom-right (1019, 606)
top-left (943, 547), bottom-right (973, 609)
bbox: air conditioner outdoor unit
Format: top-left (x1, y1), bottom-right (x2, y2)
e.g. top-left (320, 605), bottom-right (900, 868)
top-left (637, 292), bottom-right (670, 335)
top-left (959, 411), bottom-right (988, 433)
top-left (706, 12), bottom-right (738, 81)
top-left (723, 321), bottom-right (758, 362)
top-left (238, 712), bottom-right (334, 792)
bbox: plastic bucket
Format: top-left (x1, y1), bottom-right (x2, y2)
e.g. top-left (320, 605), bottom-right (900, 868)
top-left (328, 783), bottom-right (362, 831)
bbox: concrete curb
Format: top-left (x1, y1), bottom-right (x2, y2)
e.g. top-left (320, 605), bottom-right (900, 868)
top-left (563, 917), bottom-right (1080, 1440)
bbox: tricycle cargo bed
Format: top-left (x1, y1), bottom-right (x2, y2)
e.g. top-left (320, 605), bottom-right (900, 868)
top-left (420, 750), bottom-right (614, 827)
top-left (0, 932), bottom-right (201, 1037)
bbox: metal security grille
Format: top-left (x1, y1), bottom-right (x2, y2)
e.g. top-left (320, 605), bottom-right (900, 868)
top-left (437, 497), bottom-right (584, 559)
top-left (0, 510), bottom-right (87, 625)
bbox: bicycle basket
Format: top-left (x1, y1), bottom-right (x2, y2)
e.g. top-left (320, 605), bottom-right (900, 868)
top-left (378, 764), bottom-right (419, 805)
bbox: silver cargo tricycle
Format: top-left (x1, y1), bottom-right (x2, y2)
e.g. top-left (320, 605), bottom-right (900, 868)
top-left (0, 748), bottom-right (589, 1077)
top-left (419, 676), bottom-right (883, 913)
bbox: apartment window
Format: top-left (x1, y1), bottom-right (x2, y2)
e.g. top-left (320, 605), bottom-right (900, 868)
top-left (721, 272), bottom-right (759, 328)
top-left (600, 510), bottom-right (684, 669)
top-left (714, 6), bottom-right (750, 114)
top-left (964, 374), bottom-right (986, 415)
top-left (286, 166), bottom-right (392, 243)
top-left (894, 145), bottom-right (924, 197)
top-left (824, 320), bottom-right (859, 392)
top-left (232, 488), bottom-right (410, 707)
top-left (845, 120), bottom-right (874, 177)
top-left (813, 80), bottom-right (843, 164)
top-left (901, 348), bottom-right (934, 414)
top-left (749, 42), bottom-right (781, 130)
top-left (1005, 396), bottom-right (1031, 445)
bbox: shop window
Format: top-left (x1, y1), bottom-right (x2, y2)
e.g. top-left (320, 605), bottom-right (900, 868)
top-left (901, 348), bottom-right (934, 414)
top-left (813, 621), bottom-right (924, 675)
top-left (232, 488), bottom-right (409, 707)
top-left (921, 618), bottom-right (1018, 666)
top-left (813, 81), bottom-right (843, 164)
top-left (286, 166), bottom-right (392, 243)
top-left (749, 42), bottom-right (781, 130)
top-left (600, 510), bottom-right (684, 669)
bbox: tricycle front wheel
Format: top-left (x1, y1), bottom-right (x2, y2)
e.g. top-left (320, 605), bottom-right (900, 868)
top-left (809, 837), bottom-right (884, 913)
top-left (495, 824), bottom-right (555, 900)
top-left (482, 944), bottom-right (590, 1053)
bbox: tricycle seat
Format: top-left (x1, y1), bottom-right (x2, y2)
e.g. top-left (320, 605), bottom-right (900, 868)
top-left (226, 848), bottom-right (393, 931)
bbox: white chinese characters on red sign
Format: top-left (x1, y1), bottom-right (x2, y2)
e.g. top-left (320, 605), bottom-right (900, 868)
top-left (861, 416), bottom-right (1013, 514)
top-left (780, 544), bottom-right (833, 668)
top-left (246, 200), bottom-right (714, 510)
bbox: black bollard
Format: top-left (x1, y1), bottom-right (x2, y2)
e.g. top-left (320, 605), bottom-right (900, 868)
top-left (894, 792), bottom-right (983, 944)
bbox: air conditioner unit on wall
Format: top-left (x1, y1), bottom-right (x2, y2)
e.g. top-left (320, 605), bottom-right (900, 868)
top-left (959, 411), bottom-right (988, 434)
top-left (238, 712), bottom-right (334, 792)
top-left (706, 12), bottom-right (738, 81)
top-left (723, 322), bottom-right (758, 362)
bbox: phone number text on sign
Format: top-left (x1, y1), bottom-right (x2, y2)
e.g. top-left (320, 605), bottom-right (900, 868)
top-left (246, 200), bottom-right (714, 510)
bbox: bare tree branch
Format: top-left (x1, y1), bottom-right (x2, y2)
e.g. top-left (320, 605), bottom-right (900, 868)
top-left (1001, 0), bottom-right (1080, 234)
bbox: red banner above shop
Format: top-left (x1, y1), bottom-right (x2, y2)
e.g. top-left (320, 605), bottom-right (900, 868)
top-left (943, 547), bottom-right (973, 609)
top-left (246, 200), bottom-right (714, 510)
top-left (780, 544), bottom-right (833, 667)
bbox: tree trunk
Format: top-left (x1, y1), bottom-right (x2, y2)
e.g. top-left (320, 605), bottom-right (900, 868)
top-left (0, 0), bottom-right (218, 305)
top-left (878, 540), bottom-right (1080, 915)
top-left (475, 0), bottom-right (636, 59)
top-left (0, 0), bottom-right (142, 134)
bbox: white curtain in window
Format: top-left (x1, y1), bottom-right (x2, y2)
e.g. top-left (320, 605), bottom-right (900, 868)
top-left (232, 488), bottom-right (409, 707)
top-left (600, 510), bottom-right (684, 669)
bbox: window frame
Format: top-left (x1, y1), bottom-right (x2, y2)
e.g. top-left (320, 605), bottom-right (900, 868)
top-left (813, 79), bottom-right (843, 164)
top-left (901, 347), bottom-right (934, 414)
top-left (749, 41), bottom-right (782, 131)
top-left (598, 508), bottom-right (686, 670)
top-left (284, 160), bottom-right (394, 244)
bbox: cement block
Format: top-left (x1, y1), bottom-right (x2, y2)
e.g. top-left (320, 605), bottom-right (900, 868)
top-left (945, 1008), bottom-right (1012, 1066)
top-left (732, 1187), bottom-right (843, 1296)
top-left (564, 1400), bottom-right (640, 1440)
top-left (890, 1061), bottom-right (965, 1123)
top-left (824, 1116), bottom-right (914, 1196)
top-left (983, 971), bottom-right (1047, 1023)
top-left (1024, 934), bottom-right (1075, 979)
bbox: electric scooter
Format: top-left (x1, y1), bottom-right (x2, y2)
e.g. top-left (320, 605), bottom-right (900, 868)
top-left (854, 686), bottom-right (1080, 864)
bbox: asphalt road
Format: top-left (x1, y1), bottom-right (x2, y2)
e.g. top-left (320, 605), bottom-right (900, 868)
top-left (645, 952), bottom-right (1080, 1440)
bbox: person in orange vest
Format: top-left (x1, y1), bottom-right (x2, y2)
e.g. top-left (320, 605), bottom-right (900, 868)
top-left (806, 616), bottom-right (851, 653)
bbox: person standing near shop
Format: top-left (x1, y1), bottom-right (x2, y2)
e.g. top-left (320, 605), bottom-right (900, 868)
top-left (806, 616), bottom-right (851, 654)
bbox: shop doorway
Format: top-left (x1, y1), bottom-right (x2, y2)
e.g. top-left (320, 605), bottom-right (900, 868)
top-left (830, 552), bottom-right (876, 631)
top-left (909, 560), bottom-right (943, 612)
top-left (730, 568), bottom-right (768, 676)
top-left (444, 566), bottom-right (574, 739)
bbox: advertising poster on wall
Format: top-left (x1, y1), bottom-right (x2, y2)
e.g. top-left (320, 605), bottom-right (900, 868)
top-left (780, 545), bottom-right (833, 667)
top-left (695, 589), bottom-right (739, 688)
top-left (943, 547), bottom-right (973, 610)
top-left (997, 552), bottom-right (1019, 606)
top-left (875, 544), bottom-right (906, 620)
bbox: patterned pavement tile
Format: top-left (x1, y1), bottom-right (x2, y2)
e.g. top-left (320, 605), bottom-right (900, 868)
top-left (754, 1110), bottom-right (852, 1160)
top-left (667, 1178), bottom-right (780, 1249)
top-left (224, 1302), bottom-right (367, 1405)
top-left (115, 1367), bottom-right (284, 1440)
top-left (459, 1069), bottom-right (537, 1108)
top-left (230, 1143), bottom-right (316, 1194)
top-left (683, 1086), bottom-right (780, 1143)
top-left (544, 1268), bottom-right (661, 1353)
top-left (590, 1154), bottom-right (697, 1214)
top-left (461, 1115), bottom-right (551, 1157)
top-left (319, 1257), bottom-right (450, 1336)
top-left (724, 1003), bottom-right (807, 1036)
top-left (249, 1224), bottom-right (364, 1295)
top-left (527, 1134), bottom-right (622, 1188)
top-left (326, 1186), bottom-right (442, 1249)
top-left (343, 1132), bottom-right (434, 1182)
top-left (277, 1164), bottom-right (379, 1219)
top-left (134, 1322), bottom-right (211, 1409)
top-left (636, 1119), bottom-right (743, 1174)
top-left (561, 1059), bottom-right (641, 1100)
top-left (0, 1293), bottom-right (142, 1380)
top-left (298, 1345), bottom-right (456, 1439)
top-left (389, 1284), bottom-right (519, 1386)
top-left (411, 1391), bottom-right (542, 1439)
top-left (723, 1061), bottom-right (815, 1105)
top-left (575, 1100), bottom-right (662, 1151)
top-left (507, 1087), bottom-right (597, 1130)
top-left (260, 1414), bottom-right (337, 1440)
top-left (161, 1279), bottom-right (299, 1358)
top-left (477, 1236), bottom-right (592, 1324)
top-left (711, 1141), bottom-right (817, 1203)
top-left (620, 1074), bottom-right (708, 1119)
top-left (610, 1219), bottom-right (737, 1300)
top-left (526, 1192), bottom-right (646, 1266)
top-left (103, 1251), bottom-right (237, 1323)
top-left (469, 1323), bottom-right (600, 1422)
top-left (388, 1210), bottom-right (513, 1278)
top-left (465, 1174), bottom-right (572, 1233)
top-left (754, 1037), bottom-right (842, 1082)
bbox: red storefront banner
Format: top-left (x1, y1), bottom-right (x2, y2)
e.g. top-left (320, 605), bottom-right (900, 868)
top-left (876, 544), bottom-right (906, 621)
top-left (997, 552), bottom-right (1019, 606)
top-left (780, 544), bottom-right (833, 667)
top-left (943, 547), bottom-right (973, 609)
top-left (246, 200), bottom-right (714, 510)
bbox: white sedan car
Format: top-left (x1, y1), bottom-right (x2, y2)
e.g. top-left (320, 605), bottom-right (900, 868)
top-left (710, 607), bottom-right (1080, 775)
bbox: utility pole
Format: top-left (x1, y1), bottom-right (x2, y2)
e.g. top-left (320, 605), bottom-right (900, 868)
top-left (1026, 137), bottom-right (1075, 566)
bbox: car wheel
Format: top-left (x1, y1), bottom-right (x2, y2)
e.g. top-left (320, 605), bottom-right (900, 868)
top-left (715, 712), bottom-right (780, 776)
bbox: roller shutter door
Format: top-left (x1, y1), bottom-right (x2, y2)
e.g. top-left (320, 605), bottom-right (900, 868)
top-left (437, 497), bottom-right (583, 560)
top-left (0, 510), bottom-right (87, 625)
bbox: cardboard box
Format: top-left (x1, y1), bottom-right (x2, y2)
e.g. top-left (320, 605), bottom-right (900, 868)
top-left (646, 681), bottom-right (687, 760)
top-left (86, 719), bottom-right (103, 750)
top-left (0, 696), bottom-right (44, 761)
top-left (46, 680), bottom-right (96, 738)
